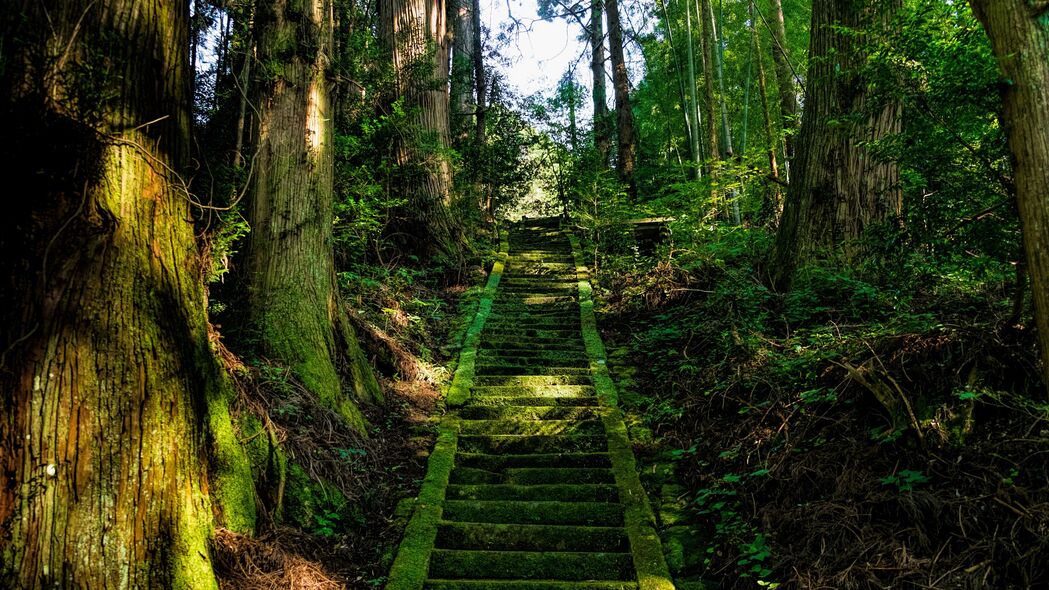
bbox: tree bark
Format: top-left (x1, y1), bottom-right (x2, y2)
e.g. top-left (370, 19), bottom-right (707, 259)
top-left (769, 0), bottom-right (903, 288)
top-left (0, 1), bottom-right (253, 586)
top-left (968, 0), bottom-right (1049, 393)
top-left (605, 0), bottom-right (637, 196)
top-left (450, 0), bottom-right (475, 137)
top-left (591, 0), bottom-right (612, 166)
top-left (751, 0), bottom-right (782, 221)
top-left (699, 0), bottom-right (721, 213)
top-left (380, 0), bottom-right (469, 260)
top-left (682, 0), bottom-right (704, 180)
top-left (249, 0), bottom-right (382, 433)
top-left (768, 0), bottom-right (798, 177)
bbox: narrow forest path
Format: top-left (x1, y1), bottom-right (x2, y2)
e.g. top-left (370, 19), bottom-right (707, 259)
top-left (385, 219), bottom-right (675, 590)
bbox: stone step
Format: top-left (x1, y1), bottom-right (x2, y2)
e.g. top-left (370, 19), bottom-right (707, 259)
top-left (425, 581), bottom-right (637, 590)
top-left (435, 521), bottom-right (629, 552)
top-left (441, 501), bottom-right (624, 526)
top-left (469, 385), bottom-right (596, 398)
top-left (457, 434), bottom-right (608, 454)
top-left (463, 396), bottom-right (598, 408)
top-left (456, 451), bottom-right (610, 469)
top-left (449, 466), bottom-right (615, 486)
top-left (445, 483), bottom-right (619, 503)
top-left (429, 549), bottom-right (633, 581)
top-left (473, 366), bottom-right (591, 377)
top-left (458, 419), bottom-right (604, 436)
top-left (473, 375), bottom-right (593, 386)
top-left (457, 406), bottom-right (600, 421)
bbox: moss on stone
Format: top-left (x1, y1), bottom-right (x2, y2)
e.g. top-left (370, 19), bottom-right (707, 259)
top-left (385, 424), bottom-right (459, 590)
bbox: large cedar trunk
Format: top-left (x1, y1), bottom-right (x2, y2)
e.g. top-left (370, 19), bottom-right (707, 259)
top-left (605, 0), bottom-right (637, 196)
top-left (380, 0), bottom-right (469, 261)
top-left (450, 0), bottom-right (475, 136)
top-left (591, 0), bottom-right (612, 166)
top-left (769, 0), bottom-right (903, 288)
top-left (968, 0), bottom-right (1049, 393)
top-left (0, 1), bottom-right (252, 586)
top-left (248, 0), bottom-right (381, 432)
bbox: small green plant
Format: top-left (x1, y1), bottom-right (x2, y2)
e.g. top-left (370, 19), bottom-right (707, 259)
top-left (880, 469), bottom-right (930, 492)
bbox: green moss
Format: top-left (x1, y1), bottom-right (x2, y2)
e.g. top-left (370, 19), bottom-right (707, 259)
top-left (284, 463), bottom-right (350, 536)
top-left (428, 549), bottom-right (633, 581)
top-left (441, 500), bottom-right (623, 526)
top-left (447, 231), bottom-right (509, 407)
top-left (569, 232), bottom-right (675, 590)
top-left (386, 425), bottom-right (459, 590)
top-left (436, 521), bottom-right (629, 552)
top-left (206, 399), bottom-right (257, 534)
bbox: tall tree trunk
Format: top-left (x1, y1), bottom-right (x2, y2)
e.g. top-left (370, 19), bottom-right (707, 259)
top-left (768, 0), bottom-right (798, 179)
top-left (709, 0), bottom-right (739, 223)
top-left (605, 0), bottom-right (637, 196)
top-left (699, 0), bottom-right (721, 213)
top-left (0, 1), bottom-right (254, 586)
top-left (471, 0), bottom-right (491, 218)
top-left (682, 0), bottom-right (704, 180)
top-left (769, 0), bottom-right (903, 289)
top-left (751, 0), bottom-right (782, 221)
top-left (968, 0), bottom-right (1049, 394)
top-left (591, 0), bottom-right (612, 166)
top-left (249, 0), bottom-right (381, 433)
top-left (381, 0), bottom-right (469, 260)
top-left (450, 0), bottom-right (475, 138)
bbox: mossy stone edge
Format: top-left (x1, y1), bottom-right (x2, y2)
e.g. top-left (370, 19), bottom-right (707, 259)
top-left (385, 422), bottom-right (459, 590)
top-left (568, 231), bottom-right (676, 590)
top-left (447, 229), bottom-right (510, 407)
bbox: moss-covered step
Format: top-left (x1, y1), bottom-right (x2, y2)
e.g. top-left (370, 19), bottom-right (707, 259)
top-left (458, 419), bottom-right (604, 436)
top-left (472, 356), bottom-right (590, 371)
top-left (457, 404), bottom-right (599, 420)
top-left (428, 549), bottom-right (633, 581)
top-left (503, 467), bottom-right (616, 485)
top-left (464, 396), bottom-right (599, 408)
top-left (478, 346), bottom-right (591, 356)
top-left (441, 500), bottom-right (623, 526)
top-left (457, 434), bottom-right (608, 454)
top-left (480, 334), bottom-right (585, 346)
top-left (469, 385), bottom-right (596, 398)
top-left (424, 581), bottom-right (637, 590)
top-left (456, 451), bottom-right (610, 469)
top-left (483, 325), bottom-right (583, 336)
top-left (473, 375), bottom-right (593, 387)
top-left (473, 366), bottom-right (591, 377)
top-left (445, 483), bottom-right (619, 502)
top-left (435, 522), bottom-right (629, 552)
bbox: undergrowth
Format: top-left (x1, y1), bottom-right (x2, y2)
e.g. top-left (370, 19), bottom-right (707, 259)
top-left (211, 240), bottom-right (493, 589)
top-left (595, 224), bottom-right (1048, 589)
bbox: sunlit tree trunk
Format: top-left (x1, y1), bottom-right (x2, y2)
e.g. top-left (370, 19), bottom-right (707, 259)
top-left (769, 0), bottom-right (903, 288)
top-left (591, 0), bottom-right (612, 166)
top-left (699, 0), bottom-right (721, 214)
top-left (249, 0), bottom-right (381, 433)
top-left (0, 1), bottom-right (253, 586)
top-left (968, 0), bottom-right (1049, 394)
top-left (768, 0), bottom-right (798, 179)
top-left (450, 0), bottom-right (475, 138)
top-left (683, 0), bottom-right (704, 179)
top-left (605, 0), bottom-right (637, 196)
top-left (751, 0), bottom-right (782, 221)
top-left (380, 0), bottom-right (469, 260)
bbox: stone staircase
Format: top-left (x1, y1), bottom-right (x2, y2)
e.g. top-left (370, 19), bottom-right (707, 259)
top-left (386, 219), bottom-right (674, 590)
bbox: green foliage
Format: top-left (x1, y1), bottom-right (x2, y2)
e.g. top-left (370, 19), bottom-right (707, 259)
top-left (879, 469), bottom-right (930, 492)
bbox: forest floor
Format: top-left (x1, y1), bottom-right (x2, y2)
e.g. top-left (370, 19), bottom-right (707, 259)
top-left (594, 228), bottom-right (1049, 589)
top-left (210, 249), bottom-right (494, 589)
